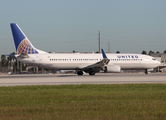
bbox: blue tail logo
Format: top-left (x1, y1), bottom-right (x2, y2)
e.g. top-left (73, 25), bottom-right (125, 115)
top-left (10, 23), bottom-right (38, 54)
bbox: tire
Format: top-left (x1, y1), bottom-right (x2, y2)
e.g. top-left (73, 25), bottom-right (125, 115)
top-left (77, 71), bottom-right (83, 75)
top-left (145, 69), bottom-right (148, 74)
top-left (89, 71), bottom-right (95, 75)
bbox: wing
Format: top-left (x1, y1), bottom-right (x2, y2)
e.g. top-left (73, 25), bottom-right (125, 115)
top-left (82, 49), bottom-right (110, 72)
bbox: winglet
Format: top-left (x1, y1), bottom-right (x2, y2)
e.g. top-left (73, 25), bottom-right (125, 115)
top-left (101, 49), bottom-right (107, 59)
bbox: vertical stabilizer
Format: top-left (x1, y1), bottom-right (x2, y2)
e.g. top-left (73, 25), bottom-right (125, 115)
top-left (10, 23), bottom-right (46, 54)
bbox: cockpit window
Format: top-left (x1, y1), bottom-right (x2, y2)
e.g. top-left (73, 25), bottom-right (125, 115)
top-left (152, 58), bottom-right (156, 60)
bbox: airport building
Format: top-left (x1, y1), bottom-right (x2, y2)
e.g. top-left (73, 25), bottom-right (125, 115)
top-left (150, 53), bottom-right (166, 63)
top-left (150, 53), bottom-right (166, 72)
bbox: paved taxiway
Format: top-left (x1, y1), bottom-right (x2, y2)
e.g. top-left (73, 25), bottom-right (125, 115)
top-left (0, 73), bottom-right (166, 86)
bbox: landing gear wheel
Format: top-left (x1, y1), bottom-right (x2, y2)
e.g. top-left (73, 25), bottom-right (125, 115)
top-left (89, 71), bottom-right (95, 75)
top-left (77, 71), bottom-right (83, 75)
top-left (145, 69), bottom-right (148, 74)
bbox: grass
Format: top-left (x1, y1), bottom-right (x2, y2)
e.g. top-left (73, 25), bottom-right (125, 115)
top-left (0, 84), bottom-right (166, 120)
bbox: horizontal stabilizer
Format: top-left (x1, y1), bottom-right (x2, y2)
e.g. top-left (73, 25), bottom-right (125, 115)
top-left (3, 54), bottom-right (16, 57)
top-left (17, 53), bottom-right (29, 58)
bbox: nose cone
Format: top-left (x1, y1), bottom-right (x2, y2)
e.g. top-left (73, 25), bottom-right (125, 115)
top-left (156, 60), bottom-right (161, 66)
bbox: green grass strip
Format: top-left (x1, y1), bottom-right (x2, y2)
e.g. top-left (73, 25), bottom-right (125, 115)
top-left (0, 84), bottom-right (166, 120)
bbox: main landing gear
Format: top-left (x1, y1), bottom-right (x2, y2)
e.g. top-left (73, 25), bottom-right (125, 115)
top-left (77, 71), bottom-right (83, 75)
top-left (89, 71), bottom-right (95, 75)
top-left (77, 70), bottom-right (96, 75)
top-left (145, 69), bottom-right (148, 74)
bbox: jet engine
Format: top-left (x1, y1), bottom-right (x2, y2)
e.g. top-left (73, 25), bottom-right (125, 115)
top-left (104, 65), bottom-right (121, 73)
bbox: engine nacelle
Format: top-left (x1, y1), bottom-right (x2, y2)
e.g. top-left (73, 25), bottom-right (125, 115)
top-left (105, 65), bottom-right (121, 73)
top-left (147, 68), bottom-right (154, 72)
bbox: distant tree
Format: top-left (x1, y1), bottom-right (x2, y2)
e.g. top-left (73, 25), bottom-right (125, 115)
top-left (148, 50), bottom-right (154, 55)
top-left (10, 52), bottom-right (16, 56)
top-left (73, 50), bottom-right (75, 53)
top-left (116, 51), bottom-right (120, 54)
top-left (96, 51), bottom-right (99, 53)
top-left (7, 52), bottom-right (16, 72)
top-left (8, 52), bottom-right (16, 63)
top-left (156, 51), bottom-right (160, 53)
top-left (164, 50), bottom-right (166, 53)
top-left (141, 50), bottom-right (147, 55)
top-left (1, 55), bottom-right (7, 67)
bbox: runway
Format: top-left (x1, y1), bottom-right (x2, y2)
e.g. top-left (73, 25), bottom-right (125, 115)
top-left (0, 73), bottom-right (166, 86)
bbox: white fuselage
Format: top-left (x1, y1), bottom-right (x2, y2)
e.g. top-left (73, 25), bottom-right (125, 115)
top-left (17, 53), bottom-right (160, 71)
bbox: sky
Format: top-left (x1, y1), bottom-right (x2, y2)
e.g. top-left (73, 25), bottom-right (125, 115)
top-left (0, 0), bottom-right (166, 55)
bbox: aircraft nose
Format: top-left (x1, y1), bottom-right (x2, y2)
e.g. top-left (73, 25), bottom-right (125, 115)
top-left (157, 61), bottom-right (161, 66)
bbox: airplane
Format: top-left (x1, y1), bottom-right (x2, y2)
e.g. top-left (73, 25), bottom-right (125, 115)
top-left (8, 23), bottom-right (160, 75)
